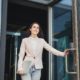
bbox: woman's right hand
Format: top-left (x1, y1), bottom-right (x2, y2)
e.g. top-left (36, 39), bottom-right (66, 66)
top-left (17, 68), bottom-right (24, 75)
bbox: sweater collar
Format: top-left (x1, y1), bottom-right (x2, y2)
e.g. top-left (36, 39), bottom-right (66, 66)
top-left (29, 36), bottom-right (38, 39)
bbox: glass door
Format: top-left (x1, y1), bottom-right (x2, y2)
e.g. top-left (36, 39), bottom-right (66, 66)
top-left (48, 0), bottom-right (80, 80)
top-left (4, 32), bottom-right (22, 80)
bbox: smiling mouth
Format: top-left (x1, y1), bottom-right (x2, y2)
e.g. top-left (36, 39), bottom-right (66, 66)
top-left (34, 31), bottom-right (37, 32)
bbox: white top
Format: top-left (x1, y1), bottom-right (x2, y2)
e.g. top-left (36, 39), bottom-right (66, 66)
top-left (29, 37), bottom-right (38, 54)
top-left (17, 36), bottom-right (65, 70)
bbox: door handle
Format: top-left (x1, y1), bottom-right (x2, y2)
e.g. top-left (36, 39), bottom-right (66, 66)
top-left (65, 48), bottom-right (77, 74)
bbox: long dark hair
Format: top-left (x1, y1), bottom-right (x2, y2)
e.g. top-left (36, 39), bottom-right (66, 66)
top-left (26, 22), bottom-right (44, 38)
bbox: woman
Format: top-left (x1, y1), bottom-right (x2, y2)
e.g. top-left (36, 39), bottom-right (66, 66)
top-left (17, 22), bottom-right (69, 80)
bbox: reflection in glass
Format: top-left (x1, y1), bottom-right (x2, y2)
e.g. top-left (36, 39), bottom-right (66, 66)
top-left (52, 0), bottom-right (77, 80)
top-left (28, 0), bottom-right (53, 5)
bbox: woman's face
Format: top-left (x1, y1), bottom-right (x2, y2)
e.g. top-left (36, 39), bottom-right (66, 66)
top-left (30, 23), bottom-right (40, 35)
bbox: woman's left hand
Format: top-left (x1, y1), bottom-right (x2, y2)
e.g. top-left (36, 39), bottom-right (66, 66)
top-left (64, 49), bottom-right (69, 56)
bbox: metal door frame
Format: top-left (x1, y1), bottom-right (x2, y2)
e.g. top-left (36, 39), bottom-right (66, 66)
top-left (0, 0), bottom-right (8, 80)
top-left (72, 0), bottom-right (80, 80)
top-left (48, 6), bottom-right (53, 80)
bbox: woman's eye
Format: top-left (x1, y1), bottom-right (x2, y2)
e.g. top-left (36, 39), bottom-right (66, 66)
top-left (33, 26), bottom-right (36, 28)
top-left (37, 27), bottom-right (39, 29)
top-left (32, 26), bottom-right (39, 29)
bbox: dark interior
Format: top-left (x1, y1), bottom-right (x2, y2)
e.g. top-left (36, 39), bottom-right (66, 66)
top-left (5, 2), bottom-right (49, 80)
top-left (7, 2), bottom-right (48, 32)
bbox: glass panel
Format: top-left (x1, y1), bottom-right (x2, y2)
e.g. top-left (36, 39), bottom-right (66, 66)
top-left (59, 0), bottom-right (72, 6)
top-left (52, 0), bottom-right (77, 80)
top-left (4, 32), bottom-right (21, 80)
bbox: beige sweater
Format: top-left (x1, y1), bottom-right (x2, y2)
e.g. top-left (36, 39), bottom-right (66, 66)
top-left (18, 36), bottom-right (65, 70)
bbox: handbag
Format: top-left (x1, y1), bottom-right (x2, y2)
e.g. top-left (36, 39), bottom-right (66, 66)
top-left (22, 60), bottom-right (32, 74)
